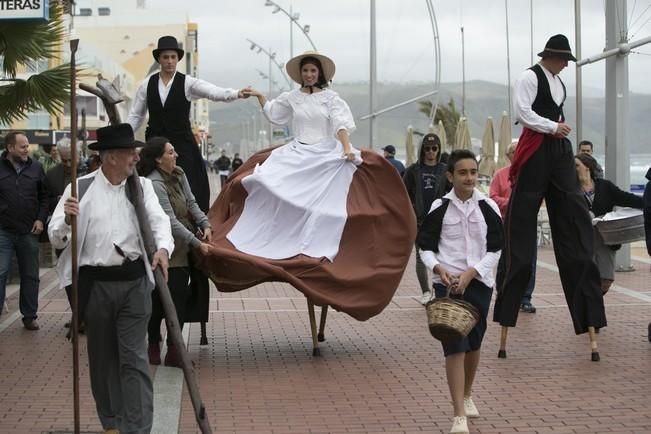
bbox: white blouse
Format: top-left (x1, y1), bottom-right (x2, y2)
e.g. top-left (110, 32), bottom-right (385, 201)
top-left (262, 89), bottom-right (356, 145)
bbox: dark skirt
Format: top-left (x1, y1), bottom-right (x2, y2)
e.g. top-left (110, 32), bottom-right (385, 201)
top-left (434, 279), bottom-right (492, 356)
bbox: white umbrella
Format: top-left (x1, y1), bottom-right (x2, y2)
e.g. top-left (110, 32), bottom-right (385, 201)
top-left (455, 117), bottom-right (471, 151)
top-left (496, 111), bottom-right (512, 170)
top-left (478, 117), bottom-right (496, 177)
top-left (405, 125), bottom-right (415, 166)
top-left (437, 119), bottom-right (448, 153)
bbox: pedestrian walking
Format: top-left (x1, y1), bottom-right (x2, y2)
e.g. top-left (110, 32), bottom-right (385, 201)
top-left (381, 145), bottom-right (405, 176)
top-left (231, 153), bottom-right (243, 172)
top-left (215, 150), bottom-right (231, 187)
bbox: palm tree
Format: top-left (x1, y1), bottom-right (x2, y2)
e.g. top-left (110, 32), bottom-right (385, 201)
top-left (418, 97), bottom-right (461, 148)
top-left (0, 2), bottom-right (70, 126)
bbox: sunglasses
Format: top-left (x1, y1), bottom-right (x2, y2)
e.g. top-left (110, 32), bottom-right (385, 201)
top-left (423, 146), bottom-right (439, 152)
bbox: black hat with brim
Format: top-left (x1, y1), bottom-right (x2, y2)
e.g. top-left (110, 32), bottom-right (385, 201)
top-left (152, 35), bottom-right (184, 62)
top-left (537, 34), bottom-right (577, 61)
top-left (88, 123), bottom-right (144, 151)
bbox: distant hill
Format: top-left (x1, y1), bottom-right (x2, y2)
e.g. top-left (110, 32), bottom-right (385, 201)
top-left (208, 80), bottom-right (651, 158)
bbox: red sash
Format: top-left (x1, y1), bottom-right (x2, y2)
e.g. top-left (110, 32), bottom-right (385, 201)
top-left (509, 127), bottom-right (545, 184)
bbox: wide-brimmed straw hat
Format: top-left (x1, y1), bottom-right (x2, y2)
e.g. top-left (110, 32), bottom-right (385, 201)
top-left (286, 51), bottom-right (336, 85)
top-left (537, 34), bottom-right (576, 61)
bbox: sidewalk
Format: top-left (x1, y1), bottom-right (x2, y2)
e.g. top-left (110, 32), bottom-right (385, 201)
top-left (1, 177), bottom-right (650, 433)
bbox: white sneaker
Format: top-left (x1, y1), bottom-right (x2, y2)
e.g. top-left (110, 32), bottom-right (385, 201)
top-left (464, 396), bottom-right (479, 418)
top-left (450, 416), bottom-right (469, 433)
top-left (420, 291), bottom-right (433, 305)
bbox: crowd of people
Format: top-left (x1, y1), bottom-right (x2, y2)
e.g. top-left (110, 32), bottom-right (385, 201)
top-left (1, 33), bottom-right (650, 434)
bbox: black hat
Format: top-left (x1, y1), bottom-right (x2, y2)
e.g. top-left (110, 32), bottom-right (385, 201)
top-left (382, 145), bottom-right (396, 155)
top-left (537, 34), bottom-right (576, 61)
top-left (88, 124), bottom-right (143, 151)
top-left (152, 36), bottom-right (184, 62)
top-left (422, 133), bottom-right (441, 147)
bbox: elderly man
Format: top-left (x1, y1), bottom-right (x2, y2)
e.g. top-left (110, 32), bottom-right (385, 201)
top-left (0, 131), bottom-right (48, 330)
top-left (493, 34), bottom-right (606, 338)
top-left (382, 145), bottom-right (405, 177)
top-left (128, 35), bottom-right (250, 212)
top-left (48, 123), bottom-right (174, 434)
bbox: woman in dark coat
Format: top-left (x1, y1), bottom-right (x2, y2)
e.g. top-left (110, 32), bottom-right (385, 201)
top-left (138, 136), bottom-right (212, 367)
top-left (575, 153), bottom-right (644, 294)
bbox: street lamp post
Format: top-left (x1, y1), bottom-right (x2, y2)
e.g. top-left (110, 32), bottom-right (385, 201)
top-left (264, 0), bottom-right (317, 57)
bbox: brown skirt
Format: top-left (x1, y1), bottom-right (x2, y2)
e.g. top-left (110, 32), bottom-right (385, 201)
top-left (195, 147), bottom-right (417, 321)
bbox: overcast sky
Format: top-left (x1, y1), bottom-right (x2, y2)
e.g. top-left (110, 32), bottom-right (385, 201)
top-left (164, 0), bottom-right (651, 96)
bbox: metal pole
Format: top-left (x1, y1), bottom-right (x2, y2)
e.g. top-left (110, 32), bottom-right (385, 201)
top-left (289, 4), bottom-right (294, 58)
top-left (68, 37), bottom-right (81, 434)
top-left (530, 0), bottom-right (534, 65)
top-left (369, 0), bottom-right (377, 149)
top-left (268, 50), bottom-right (273, 146)
top-left (605, 0), bottom-right (632, 270)
top-left (575, 0), bottom-right (582, 145)
top-left (505, 0), bottom-right (512, 122)
top-left (461, 25), bottom-right (466, 116)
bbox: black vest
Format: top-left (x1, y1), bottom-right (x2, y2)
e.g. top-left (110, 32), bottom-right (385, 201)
top-left (416, 198), bottom-right (504, 254)
top-left (145, 72), bottom-right (193, 142)
top-left (529, 64), bottom-right (566, 122)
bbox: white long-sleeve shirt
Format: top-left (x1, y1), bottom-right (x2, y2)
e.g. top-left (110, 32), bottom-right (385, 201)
top-left (48, 169), bottom-right (174, 287)
top-left (127, 72), bottom-right (240, 132)
top-left (419, 189), bottom-right (501, 288)
top-left (512, 63), bottom-right (566, 135)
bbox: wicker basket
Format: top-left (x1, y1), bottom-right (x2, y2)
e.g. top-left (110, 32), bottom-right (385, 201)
top-left (426, 295), bottom-right (480, 342)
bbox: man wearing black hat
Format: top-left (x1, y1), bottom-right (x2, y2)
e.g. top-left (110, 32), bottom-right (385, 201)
top-left (128, 35), bottom-right (250, 212)
top-left (48, 123), bottom-right (174, 433)
top-left (493, 35), bottom-right (607, 338)
top-left (381, 145), bottom-right (405, 177)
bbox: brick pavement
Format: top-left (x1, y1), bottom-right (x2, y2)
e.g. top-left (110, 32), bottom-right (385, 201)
top-left (1, 175), bottom-right (650, 433)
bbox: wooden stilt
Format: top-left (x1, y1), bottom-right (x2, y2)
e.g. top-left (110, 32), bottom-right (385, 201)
top-left (200, 321), bottom-right (208, 345)
top-left (588, 326), bottom-right (600, 361)
top-left (498, 326), bottom-right (508, 358)
top-left (317, 305), bottom-right (328, 342)
top-left (307, 299), bottom-right (320, 356)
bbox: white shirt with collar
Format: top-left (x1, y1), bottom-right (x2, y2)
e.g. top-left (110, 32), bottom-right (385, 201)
top-left (48, 168), bottom-right (174, 288)
top-left (127, 71), bottom-right (240, 132)
top-left (512, 62), bottom-right (566, 135)
top-left (419, 188), bottom-right (502, 288)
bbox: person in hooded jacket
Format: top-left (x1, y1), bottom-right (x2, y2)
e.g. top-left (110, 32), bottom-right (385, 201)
top-left (642, 167), bottom-right (651, 342)
top-left (403, 133), bottom-right (446, 304)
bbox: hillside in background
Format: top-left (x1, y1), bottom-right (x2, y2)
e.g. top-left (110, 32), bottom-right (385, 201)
top-left (208, 80), bottom-right (651, 158)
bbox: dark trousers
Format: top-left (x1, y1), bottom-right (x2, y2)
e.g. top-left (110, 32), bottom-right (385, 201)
top-left (496, 237), bottom-right (537, 304)
top-left (148, 266), bottom-right (190, 345)
top-left (493, 137), bottom-right (606, 334)
top-left (0, 226), bottom-right (39, 320)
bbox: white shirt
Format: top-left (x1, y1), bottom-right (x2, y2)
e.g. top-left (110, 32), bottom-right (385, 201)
top-left (419, 189), bottom-right (501, 288)
top-left (48, 169), bottom-right (174, 287)
top-left (262, 89), bottom-right (356, 145)
top-left (513, 63), bottom-right (566, 135)
top-left (127, 72), bottom-right (240, 132)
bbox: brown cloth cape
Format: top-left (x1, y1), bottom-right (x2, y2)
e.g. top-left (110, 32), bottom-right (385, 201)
top-left (196, 147), bottom-right (417, 321)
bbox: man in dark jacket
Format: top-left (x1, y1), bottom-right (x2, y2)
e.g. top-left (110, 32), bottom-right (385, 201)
top-left (0, 131), bottom-right (48, 330)
top-left (382, 145), bottom-right (405, 177)
top-left (403, 133), bottom-right (446, 304)
top-left (644, 167), bottom-right (651, 342)
top-left (215, 150), bottom-right (231, 187)
top-left (231, 153), bottom-right (244, 172)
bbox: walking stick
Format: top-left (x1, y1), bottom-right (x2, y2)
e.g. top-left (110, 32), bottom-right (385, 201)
top-left (68, 37), bottom-right (81, 434)
top-left (126, 173), bottom-right (213, 434)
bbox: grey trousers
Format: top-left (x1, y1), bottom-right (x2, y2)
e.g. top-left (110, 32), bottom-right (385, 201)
top-left (85, 275), bottom-right (153, 434)
top-left (414, 242), bottom-right (430, 294)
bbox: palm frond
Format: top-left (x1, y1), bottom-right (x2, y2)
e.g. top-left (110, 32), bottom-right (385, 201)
top-left (0, 64), bottom-right (71, 125)
top-left (0, 2), bottom-right (65, 77)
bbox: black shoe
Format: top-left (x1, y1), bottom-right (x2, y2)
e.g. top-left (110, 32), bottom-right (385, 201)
top-left (520, 302), bottom-right (537, 313)
top-left (23, 318), bottom-right (40, 330)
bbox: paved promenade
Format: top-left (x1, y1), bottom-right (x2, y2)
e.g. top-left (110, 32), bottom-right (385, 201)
top-left (1, 175), bottom-right (650, 433)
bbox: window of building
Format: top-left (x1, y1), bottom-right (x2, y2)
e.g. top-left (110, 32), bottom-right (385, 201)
top-left (25, 59), bottom-right (49, 73)
top-left (64, 96), bottom-right (99, 118)
top-left (26, 111), bottom-right (50, 129)
top-left (98, 7), bottom-right (110, 16)
top-left (78, 8), bottom-right (92, 16)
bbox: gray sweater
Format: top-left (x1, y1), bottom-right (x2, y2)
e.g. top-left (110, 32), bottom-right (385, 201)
top-left (148, 168), bottom-right (210, 267)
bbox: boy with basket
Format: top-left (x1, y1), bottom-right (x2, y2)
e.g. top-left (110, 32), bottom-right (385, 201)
top-left (417, 150), bottom-right (503, 434)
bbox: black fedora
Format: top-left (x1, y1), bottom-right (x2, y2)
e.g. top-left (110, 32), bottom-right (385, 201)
top-left (88, 123), bottom-right (144, 151)
top-left (537, 34), bottom-right (576, 61)
top-left (152, 35), bottom-right (184, 62)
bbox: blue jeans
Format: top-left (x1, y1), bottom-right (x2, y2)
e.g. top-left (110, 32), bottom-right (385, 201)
top-left (0, 226), bottom-right (40, 320)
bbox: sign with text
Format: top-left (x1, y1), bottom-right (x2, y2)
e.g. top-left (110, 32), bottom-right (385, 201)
top-left (0, 0), bottom-right (48, 21)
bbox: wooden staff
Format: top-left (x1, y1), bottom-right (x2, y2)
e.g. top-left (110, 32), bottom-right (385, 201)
top-left (68, 37), bottom-right (81, 434)
top-left (498, 326), bottom-right (508, 359)
top-left (588, 326), bottom-right (600, 361)
top-left (126, 173), bottom-right (213, 433)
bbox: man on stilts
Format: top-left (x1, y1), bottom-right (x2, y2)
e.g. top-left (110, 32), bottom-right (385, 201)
top-left (493, 34), bottom-right (607, 360)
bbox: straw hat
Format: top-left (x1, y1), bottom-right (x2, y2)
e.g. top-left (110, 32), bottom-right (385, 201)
top-left (286, 51), bottom-right (336, 85)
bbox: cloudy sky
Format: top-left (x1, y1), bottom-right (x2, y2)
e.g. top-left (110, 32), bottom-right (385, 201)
top-left (165, 0), bottom-right (651, 96)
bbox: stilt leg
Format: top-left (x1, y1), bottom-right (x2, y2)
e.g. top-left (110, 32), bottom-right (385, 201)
top-left (317, 305), bottom-right (328, 342)
top-left (307, 299), bottom-right (320, 357)
top-left (498, 326), bottom-right (508, 358)
top-left (588, 326), bottom-right (600, 361)
top-left (200, 321), bottom-right (208, 346)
